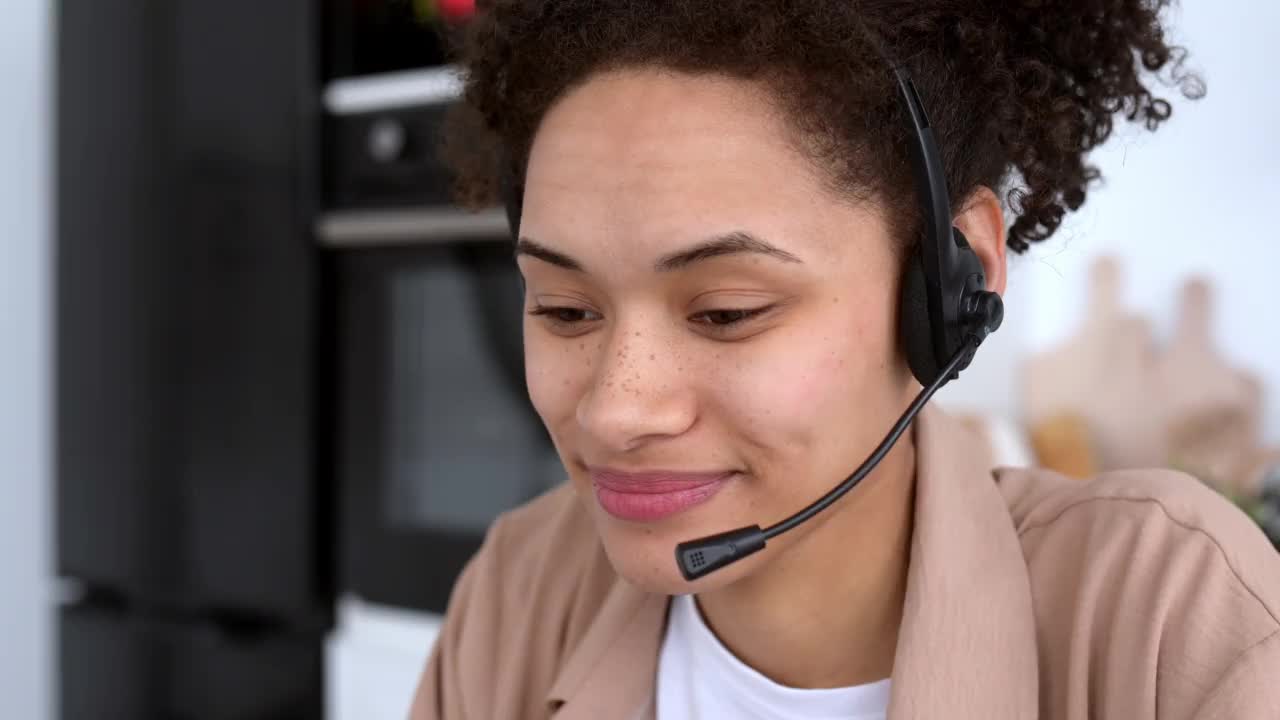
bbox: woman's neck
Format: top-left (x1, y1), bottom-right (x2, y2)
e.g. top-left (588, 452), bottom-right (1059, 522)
top-left (692, 434), bottom-right (917, 689)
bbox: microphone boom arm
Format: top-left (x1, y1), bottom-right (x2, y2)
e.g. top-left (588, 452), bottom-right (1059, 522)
top-left (674, 336), bottom-right (980, 581)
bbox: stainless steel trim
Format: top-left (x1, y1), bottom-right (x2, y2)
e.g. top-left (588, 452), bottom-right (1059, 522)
top-left (323, 66), bottom-right (463, 115)
top-left (316, 208), bottom-right (510, 247)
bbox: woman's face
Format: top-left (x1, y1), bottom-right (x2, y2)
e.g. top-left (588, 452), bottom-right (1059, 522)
top-left (517, 67), bottom-right (916, 594)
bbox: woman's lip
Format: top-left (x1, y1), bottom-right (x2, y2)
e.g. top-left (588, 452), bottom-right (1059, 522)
top-left (589, 468), bottom-right (736, 492)
top-left (589, 468), bottom-right (735, 522)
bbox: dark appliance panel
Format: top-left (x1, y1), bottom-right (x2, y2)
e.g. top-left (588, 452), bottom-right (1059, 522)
top-left (56, 0), bottom-right (325, 620)
top-left (323, 0), bottom-right (454, 81)
top-left (333, 242), bottom-right (565, 613)
top-left (60, 605), bottom-right (322, 720)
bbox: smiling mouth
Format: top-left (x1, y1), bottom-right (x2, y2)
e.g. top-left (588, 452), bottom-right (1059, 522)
top-left (588, 467), bottom-right (736, 522)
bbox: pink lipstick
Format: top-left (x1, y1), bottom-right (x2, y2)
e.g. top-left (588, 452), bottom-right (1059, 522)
top-left (589, 467), bottom-right (734, 522)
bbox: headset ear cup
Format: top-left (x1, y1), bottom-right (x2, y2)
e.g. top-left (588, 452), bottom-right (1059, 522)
top-left (900, 248), bottom-right (941, 387)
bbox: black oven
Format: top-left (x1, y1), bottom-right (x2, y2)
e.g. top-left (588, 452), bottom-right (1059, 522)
top-left (320, 8), bottom-right (562, 614)
top-left (330, 242), bottom-right (564, 613)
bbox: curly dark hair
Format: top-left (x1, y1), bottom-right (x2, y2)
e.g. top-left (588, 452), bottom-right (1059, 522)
top-left (442, 0), bottom-right (1203, 252)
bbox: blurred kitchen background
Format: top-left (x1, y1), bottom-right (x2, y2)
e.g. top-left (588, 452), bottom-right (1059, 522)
top-left (1, 1), bottom-right (1278, 718)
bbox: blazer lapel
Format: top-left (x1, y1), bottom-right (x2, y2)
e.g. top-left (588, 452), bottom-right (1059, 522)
top-left (546, 579), bottom-right (668, 719)
top-left (886, 406), bottom-right (1039, 719)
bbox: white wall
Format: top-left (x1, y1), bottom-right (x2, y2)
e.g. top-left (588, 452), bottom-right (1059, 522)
top-left (0, 1), bottom-right (52, 719)
top-left (943, 1), bottom-right (1280, 442)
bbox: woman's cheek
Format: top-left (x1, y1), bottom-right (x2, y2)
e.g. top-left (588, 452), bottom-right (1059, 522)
top-left (524, 333), bottom-right (595, 422)
top-left (523, 337), bottom-right (565, 420)
top-left (721, 344), bottom-right (835, 440)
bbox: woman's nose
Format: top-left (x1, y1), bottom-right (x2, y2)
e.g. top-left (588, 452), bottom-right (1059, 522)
top-left (575, 327), bottom-right (696, 453)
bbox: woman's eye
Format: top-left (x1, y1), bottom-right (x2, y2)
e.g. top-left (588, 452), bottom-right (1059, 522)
top-left (696, 309), bottom-right (755, 325)
top-left (527, 305), bottom-right (601, 327)
top-left (528, 303), bottom-right (775, 338)
top-left (690, 305), bottom-right (775, 331)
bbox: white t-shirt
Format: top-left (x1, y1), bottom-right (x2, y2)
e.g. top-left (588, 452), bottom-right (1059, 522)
top-left (656, 593), bottom-right (891, 720)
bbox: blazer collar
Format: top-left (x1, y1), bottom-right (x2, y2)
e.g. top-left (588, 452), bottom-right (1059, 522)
top-left (885, 405), bottom-right (1039, 718)
top-left (546, 405), bottom-right (1039, 719)
top-left (545, 575), bottom-right (667, 719)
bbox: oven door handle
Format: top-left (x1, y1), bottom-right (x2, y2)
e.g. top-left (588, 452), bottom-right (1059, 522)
top-left (315, 208), bottom-right (509, 248)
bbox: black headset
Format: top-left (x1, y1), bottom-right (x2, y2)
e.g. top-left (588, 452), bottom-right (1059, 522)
top-left (500, 66), bottom-right (1004, 581)
top-left (891, 67), bottom-right (1004, 386)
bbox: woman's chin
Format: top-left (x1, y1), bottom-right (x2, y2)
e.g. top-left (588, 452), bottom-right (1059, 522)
top-left (593, 515), bottom-right (760, 595)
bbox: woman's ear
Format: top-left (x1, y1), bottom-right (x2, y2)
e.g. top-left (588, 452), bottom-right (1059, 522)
top-left (954, 186), bottom-right (1007, 296)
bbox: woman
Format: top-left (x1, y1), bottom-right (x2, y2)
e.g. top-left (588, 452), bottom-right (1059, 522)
top-left (412, 1), bottom-right (1280, 718)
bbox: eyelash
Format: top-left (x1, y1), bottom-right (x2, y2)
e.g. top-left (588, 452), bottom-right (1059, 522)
top-left (526, 304), bottom-right (776, 336)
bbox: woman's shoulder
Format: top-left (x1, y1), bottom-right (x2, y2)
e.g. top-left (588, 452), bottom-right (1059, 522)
top-left (995, 464), bottom-right (1279, 597)
top-left (994, 465), bottom-right (1280, 711)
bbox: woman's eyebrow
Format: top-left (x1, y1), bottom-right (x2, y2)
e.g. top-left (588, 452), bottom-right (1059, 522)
top-left (514, 238), bottom-right (583, 271)
top-left (654, 231), bottom-right (803, 271)
top-left (514, 231), bottom-right (803, 274)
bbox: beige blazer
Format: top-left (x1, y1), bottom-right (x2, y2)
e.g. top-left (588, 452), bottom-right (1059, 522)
top-left (409, 406), bottom-right (1280, 719)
